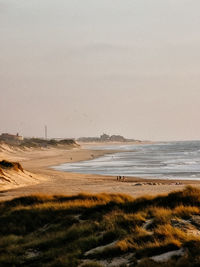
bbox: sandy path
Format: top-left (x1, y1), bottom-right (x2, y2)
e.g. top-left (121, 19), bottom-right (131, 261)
top-left (1, 144), bottom-right (200, 201)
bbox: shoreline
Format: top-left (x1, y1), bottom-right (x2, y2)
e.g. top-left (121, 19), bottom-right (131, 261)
top-left (1, 142), bottom-right (200, 200)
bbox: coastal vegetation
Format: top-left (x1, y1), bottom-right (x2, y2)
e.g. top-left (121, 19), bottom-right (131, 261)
top-left (1, 187), bottom-right (200, 266)
top-left (0, 160), bottom-right (24, 172)
top-left (20, 138), bottom-right (77, 148)
top-left (0, 137), bottom-right (78, 150)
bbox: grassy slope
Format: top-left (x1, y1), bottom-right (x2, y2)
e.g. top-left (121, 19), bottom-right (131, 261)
top-left (1, 187), bottom-right (200, 266)
top-left (19, 138), bottom-right (78, 148)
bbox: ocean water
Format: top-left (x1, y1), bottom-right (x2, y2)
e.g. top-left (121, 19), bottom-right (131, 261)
top-left (53, 141), bottom-right (200, 180)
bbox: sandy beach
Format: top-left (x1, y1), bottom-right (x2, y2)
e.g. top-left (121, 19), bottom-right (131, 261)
top-left (1, 142), bottom-right (200, 201)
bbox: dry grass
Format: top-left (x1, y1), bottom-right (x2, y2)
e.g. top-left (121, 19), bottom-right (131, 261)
top-left (1, 187), bottom-right (200, 266)
top-left (0, 159), bottom-right (24, 172)
top-left (173, 205), bottom-right (200, 218)
top-left (19, 137), bottom-right (78, 148)
top-left (148, 207), bottom-right (172, 226)
top-left (154, 223), bottom-right (186, 240)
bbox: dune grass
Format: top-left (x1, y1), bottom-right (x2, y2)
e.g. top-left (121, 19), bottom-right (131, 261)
top-left (1, 186), bottom-right (200, 266)
top-left (0, 160), bottom-right (24, 172)
top-left (19, 138), bottom-right (78, 149)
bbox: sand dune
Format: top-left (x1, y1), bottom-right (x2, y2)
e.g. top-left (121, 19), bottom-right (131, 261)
top-left (0, 159), bottom-right (46, 190)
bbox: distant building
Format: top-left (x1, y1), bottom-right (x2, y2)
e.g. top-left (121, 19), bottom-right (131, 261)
top-left (77, 133), bottom-right (134, 143)
top-left (0, 133), bottom-right (24, 141)
top-left (100, 133), bottom-right (110, 141)
top-left (109, 135), bottom-right (126, 142)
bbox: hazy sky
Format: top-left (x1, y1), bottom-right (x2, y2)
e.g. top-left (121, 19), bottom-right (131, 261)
top-left (1, 0), bottom-right (200, 140)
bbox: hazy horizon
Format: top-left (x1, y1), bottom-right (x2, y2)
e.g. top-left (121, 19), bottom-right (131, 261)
top-left (1, 0), bottom-right (200, 141)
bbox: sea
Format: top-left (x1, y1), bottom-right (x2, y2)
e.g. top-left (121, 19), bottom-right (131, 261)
top-left (53, 141), bottom-right (200, 180)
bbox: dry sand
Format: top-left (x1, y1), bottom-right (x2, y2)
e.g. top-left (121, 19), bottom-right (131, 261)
top-left (1, 142), bottom-right (200, 201)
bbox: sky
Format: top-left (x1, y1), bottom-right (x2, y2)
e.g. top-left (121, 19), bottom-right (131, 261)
top-left (1, 0), bottom-right (200, 141)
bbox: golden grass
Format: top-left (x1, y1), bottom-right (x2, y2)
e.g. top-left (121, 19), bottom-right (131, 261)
top-left (173, 205), bottom-right (200, 218)
top-left (154, 224), bottom-right (186, 240)
top-left (11, 193), bottom-right (134, 213)
top-left (116, 238), bottom-right (136, 251)
top-left (148, 207), bottom-right (172, 225)
top-left (1, 187), bottom-right (200, 266)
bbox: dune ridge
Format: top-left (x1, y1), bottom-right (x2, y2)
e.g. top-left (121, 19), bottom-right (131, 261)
top-left (0, 159), bottom-right (46, 190)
